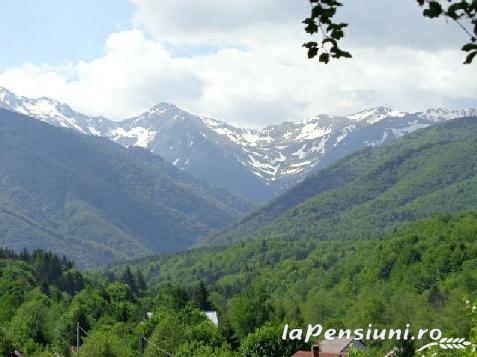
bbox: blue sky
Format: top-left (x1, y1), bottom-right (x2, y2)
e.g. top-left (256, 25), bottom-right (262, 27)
top-left (0, 0), bottom-right (475, 127)
top-left (0, 0), bottom-right (132, 70)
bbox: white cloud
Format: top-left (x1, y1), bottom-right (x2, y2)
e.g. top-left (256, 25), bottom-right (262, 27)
top-left (189, 44), bottom-right (477, 126)
top-left (0, 30), bottom-right (202, 119)
top-left (337, 0), bottom-right (466, 50)
top-left (131, 0), bottom-right (467, 50)
top-left (0, 1), bottom-right (476, 127)
top-left (131, 0), bottom-right (307, 46)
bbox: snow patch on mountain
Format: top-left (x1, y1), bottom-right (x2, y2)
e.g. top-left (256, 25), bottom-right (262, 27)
top-left (335, 125), bottom-right (356, 146)
top-left (391, 123), bottom-right (431, 138)
top-left (0, 86), bottom-right (112, 136)
top-left (296, 122), bottom-right (331, 140)
top-left (1, 85), bottom-right (476, 199)
top-left (201, 117), bottom-right (274, 147)
top-left (110, 127), bottom-right (157, 148)
top-left (348, 107), bottom-right (407, 124)
top-left (418, 108), bottom-right (477, 121)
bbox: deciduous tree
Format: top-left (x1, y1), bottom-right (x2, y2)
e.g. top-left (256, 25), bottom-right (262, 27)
top-left (303, 0), bottom-right (477, 64)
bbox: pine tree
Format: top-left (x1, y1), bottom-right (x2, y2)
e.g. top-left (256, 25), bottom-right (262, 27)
top-left (62, 271), bottom-right (75, 296)
top-left (194, 281), bottom-right (212, 310)
top-left (134, 269), bottom-right (147, 294)
top-left (120, 266), bottom-right (137, 294)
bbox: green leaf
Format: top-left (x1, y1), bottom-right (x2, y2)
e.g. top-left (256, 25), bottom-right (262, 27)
top-left (303, 18), bottom-right (319, 34)
top-left (446, 3), bottom-right (467, 20)
top-left (462, 43), bottom-right (477, 52)
top-left (319, 53), bottom-right (330, 63)
top-left (308, 48), bottom-right (319, 59)
top-left (303, 42), bottom-right (319, 59)
top-left (340, 50), bottom-right (352, 59)
top-left (423, 1), bottom-right (443, 18)
top-left (330, 28), bottom-right (345, 40)
top-left (464, 50), bottom-right (477, 64)
top-left (311, 5), bottom-right (324, 18)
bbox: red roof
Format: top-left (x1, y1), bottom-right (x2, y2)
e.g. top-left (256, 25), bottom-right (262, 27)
top-left (291, 352), bottom-right (311, 357)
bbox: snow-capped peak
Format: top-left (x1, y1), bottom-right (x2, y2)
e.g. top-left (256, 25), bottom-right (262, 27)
top-left (0, 86), bottom-right (10, 95)
top-left (0, 86), bottom-right (16, 104)
top-left (0, 86), bottom-right (112, 135)
top-left (129, 103), bottom-right (174, 121)
top-left (146, 102), bottom-right (177, 114)
top-left (418, 108), bottom-right (477, 121)
top-left (348, 107), bottom-right (407, 124)
top-left (1, 85), bottom-right (476, 198)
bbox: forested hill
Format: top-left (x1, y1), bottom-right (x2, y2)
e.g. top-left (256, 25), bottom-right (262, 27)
top-left (0, 248), bottom-right (85, 298)
top-left (0, 109), bottom-right (253, 267)
top-left (199, 116), bottom-right (477, 247)
top-left (3, 214), bottom-right (476, 356)
top-left (0, 247), bottom-right (308, 356)
top-left (117, 211), bottom-right (477, 355)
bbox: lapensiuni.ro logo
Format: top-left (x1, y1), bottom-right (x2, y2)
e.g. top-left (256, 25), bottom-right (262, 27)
top-left (281, 324), bottom-right (473, 353)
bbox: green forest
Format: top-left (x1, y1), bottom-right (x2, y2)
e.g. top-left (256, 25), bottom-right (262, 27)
top-left (1, 0), bottom-right (477, 355)
top-left (202, 117), bottom-right (477, 248)
top-left (0, 110), bottom-right (252, 267)
top-left (1, 114), bottom-right (477, 356)
top-left (2, 212), bottom-right (477, 356)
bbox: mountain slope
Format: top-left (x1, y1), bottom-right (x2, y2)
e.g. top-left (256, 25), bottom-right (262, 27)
top-left (110, 103), bottom-right (274, 201)
top-left (0, 109), bottom-right (252, 267)
top-left (200, 116), bottom-right (477, 247)
top-left (2, 86), bottom-right (475, 202)
top-left (118, 211), bottom-right (477, 351)
top-left (0, 87), bottom-right (114, 135)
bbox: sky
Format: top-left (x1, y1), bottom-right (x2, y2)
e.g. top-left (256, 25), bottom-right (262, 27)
top-left (0, 0), bottom-right (476, 128)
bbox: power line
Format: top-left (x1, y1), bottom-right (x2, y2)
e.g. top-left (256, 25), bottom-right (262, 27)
top-left (79, 325), bottom-right (89, 336)
top-left (76, 322), bottom-right (176, 357)
top-left (142, 335), bottom-right (176, 357)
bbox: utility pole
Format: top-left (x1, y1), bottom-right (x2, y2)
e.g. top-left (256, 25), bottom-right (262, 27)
top-left (76, 322), bottom-right (80, 352)
top-left (138, 331), bottom-right (143, 357)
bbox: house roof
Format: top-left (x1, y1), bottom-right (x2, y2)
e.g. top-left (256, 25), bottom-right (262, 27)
top-left (291, 338), bottom-right (361, 356)
top-left (320, 338), bottom-right (354, 353)
top-left (290, 352), bottom-right (311, 357)
top-left (290, 352), bottom-right (347, 357)
top-left (203, 311), bottom-right (218, 326)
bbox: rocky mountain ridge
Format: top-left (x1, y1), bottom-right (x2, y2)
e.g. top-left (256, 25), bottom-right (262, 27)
top-left (1, 86), bottom-right (475, 201)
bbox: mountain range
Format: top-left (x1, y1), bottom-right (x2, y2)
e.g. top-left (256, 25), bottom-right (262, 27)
top-left (0, 109), bottom-right (252, 267)
top-left (200, 116), bottom-right (477, 247)
top-left (2, 86), bottom-right (475, 202)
